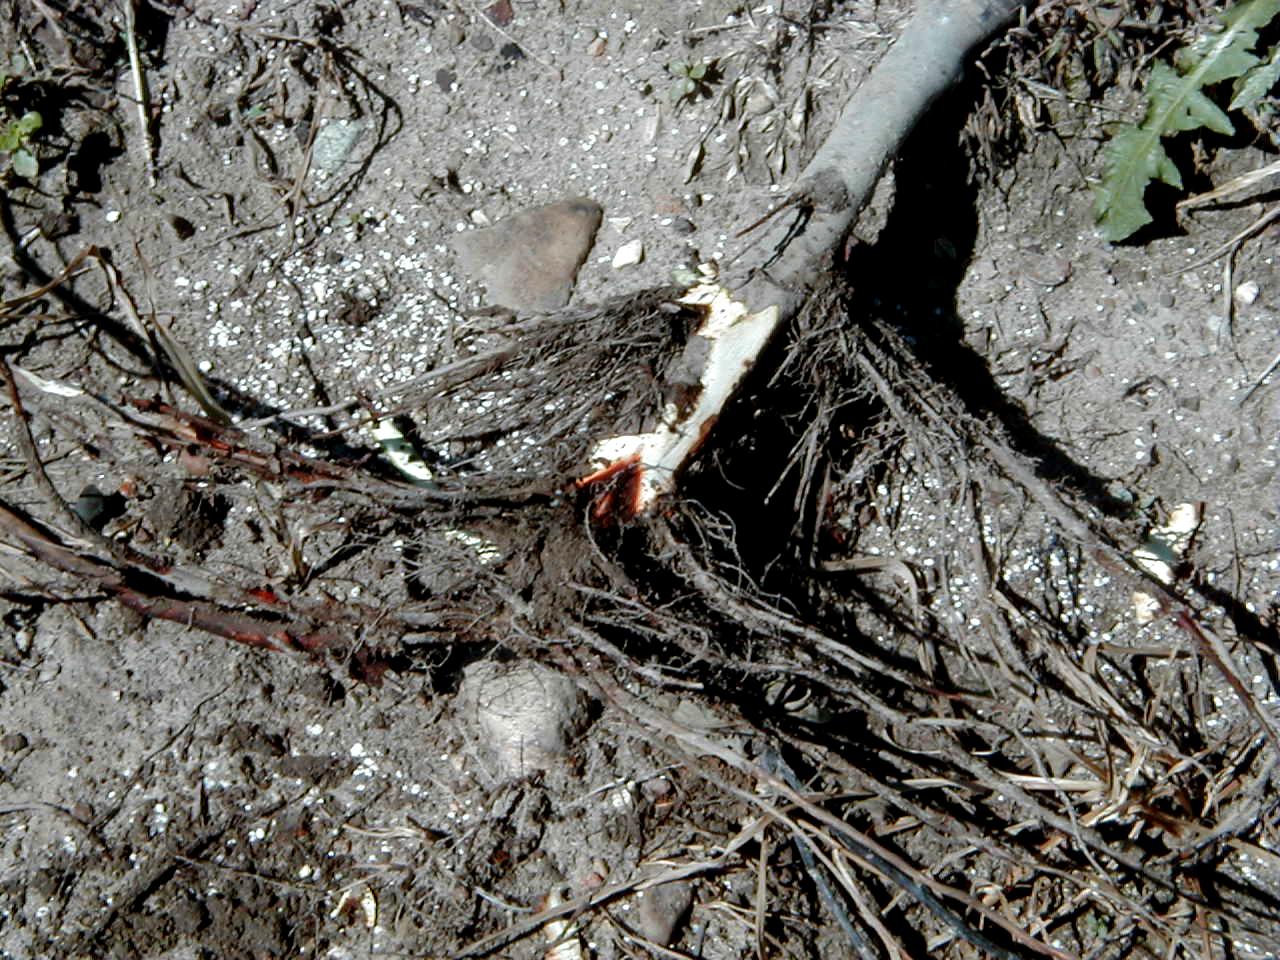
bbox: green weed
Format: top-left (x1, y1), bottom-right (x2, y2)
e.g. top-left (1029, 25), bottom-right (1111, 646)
top-left (0, 57), bottom-right (43, 180)
top-left (1094, 0), bottom-right (1280, 241)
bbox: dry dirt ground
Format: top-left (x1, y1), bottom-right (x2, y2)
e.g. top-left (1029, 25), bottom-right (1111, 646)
top-left (1, 2), bottom-right (1278, 959)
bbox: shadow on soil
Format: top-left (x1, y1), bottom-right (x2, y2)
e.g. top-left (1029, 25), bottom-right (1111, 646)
top-left (843, 86), bottom-right (1135, 522)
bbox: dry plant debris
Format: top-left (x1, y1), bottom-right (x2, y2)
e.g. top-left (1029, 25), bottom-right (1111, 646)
top-left (0, 1), bottom-right (1278, 959)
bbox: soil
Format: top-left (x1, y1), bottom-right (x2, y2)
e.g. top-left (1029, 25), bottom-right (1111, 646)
top-left (1, 2), bottom-right (1278, 960)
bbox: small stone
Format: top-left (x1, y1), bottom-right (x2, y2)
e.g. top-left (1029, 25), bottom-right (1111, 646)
top-left (1234, 280), bottom-right (1259, 306)
top-left (71, 801), bottom-right (94, 823)
top-left (452, 197), bottom-right (602, 312)
top-left (499, 41), bottom-right (525, 66)
top-left (312, 119), bottom-right (366, 175)
top-left (635, 880), bottom-right (693, 946)
top-left (1176, 394), bottom-right (1201, 412)
top-left (280, 754), bottom-right (338, 783)
top-left (1157, 290), bottom-right (1175, 308)
top-left (401, 5), bottom-right (435, 26)
top-left (461, 661), bottom-right (588, 780)
top-left (39, 211), bottom-right (79, 240)
top-left (1022, 252), bottom-right (1071, 288)
top-left (483, 0), bottom-right (513, 26)
top-left (435, 68), bottom-right (457, 92)
top-left (587, 35), bottom-right (607, 57)
top-left (169, 215), bottom-right (196, 240)
top-left (470, 32), bottom-right (494, 52)
top-left (70, 484), bottom-right (125, 530)
top-left (612, 239), bottom-right (644, 269)
top-left (640, 777), bottom-right (673, 801)
top-left (2, 732), bottom-right (29, 752)
top-left (669, 217), bottom-right (696, 235)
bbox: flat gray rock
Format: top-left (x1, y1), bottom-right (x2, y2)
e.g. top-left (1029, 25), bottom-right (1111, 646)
top-left (452, 197), bottom-right (602, 312)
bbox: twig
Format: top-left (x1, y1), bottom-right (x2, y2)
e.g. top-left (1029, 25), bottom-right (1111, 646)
top-left (571, 648), bottom-right (1074, 960)
top-left (0, 355), bottom-right (120, 553)
top-left (0, 498), bottom-right (396, 680)
top-left (0, 245), bottom-right (100, 321)
top-left (1175, 202), bottom-right (1280, 275)
top-left (1176, 158), bottom-right (1280, 218)
top-left (467, 0), bottom-right (561, 77)
top-left (450, 853), bottom-right (745, 958)
top-left (1238, 345), bottom-right (1280, 407)
top-left (760, 748), bottom-right (877, 960)
top-left (121, 0), bottom-right (158, 187)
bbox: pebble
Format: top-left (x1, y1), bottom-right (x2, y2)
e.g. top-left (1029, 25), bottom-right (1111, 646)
top-left (1, 732), bottom-right (29, 752)
top-left (460, 661), bottom-right (588, 780)
top-left (452, 197), bottom-right (602, 311)
top-left (483, 0), bottom-right (514, 26)
top-left (612, 239), bottom-right (644, 269)
top-left (311, 119), bottom-right (366, 175)
top-left (635, 880), bottom-right (693, 945)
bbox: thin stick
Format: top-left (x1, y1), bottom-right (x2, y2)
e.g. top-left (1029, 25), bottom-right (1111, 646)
top-left (762, 749), bottom-right (878, 959)
top-left (1238, 346), bottom-right (1280, 407)
top-left (467, 0), bottom-right (560, 77)
top-left (1176, 202), bottom-right (1280, 275)
top-left (121, 0), bottom-right (158, 187)
top-left (573, 650), bottom-right (1073, 960)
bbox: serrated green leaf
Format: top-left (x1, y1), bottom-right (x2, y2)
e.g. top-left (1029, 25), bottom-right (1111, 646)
top-left (1147, 63), bottom-right (1234, 135)
top-left (1094, 0), bottom-right (1280, 242)
top-left (1232, 44), bottom-right (1280, 109)
top-left (1181, 0), bottom-right (1280, 80)
top-left (10, 147), bottom-right (36, 178)
top-left (1095, 126), bottom-right (1180, 240)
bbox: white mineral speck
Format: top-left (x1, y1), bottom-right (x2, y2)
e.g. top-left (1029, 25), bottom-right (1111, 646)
top-left (1234, 280), bottom-right (1259, 305)
top-left (612, 239), bottom-right (644, 269)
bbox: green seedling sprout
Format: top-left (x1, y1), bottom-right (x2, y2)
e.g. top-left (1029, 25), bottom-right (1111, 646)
top-left (0, 60), bottom-right (42, 179)
top-left (668, 59), bottom-right (713, 105)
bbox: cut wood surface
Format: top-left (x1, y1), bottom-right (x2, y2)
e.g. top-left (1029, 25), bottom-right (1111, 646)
top-left (583, 0), bottom-right (1026, 516)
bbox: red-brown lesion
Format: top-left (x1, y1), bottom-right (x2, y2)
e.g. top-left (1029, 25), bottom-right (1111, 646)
top-left (575, 452), bottom-right (646, 524)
